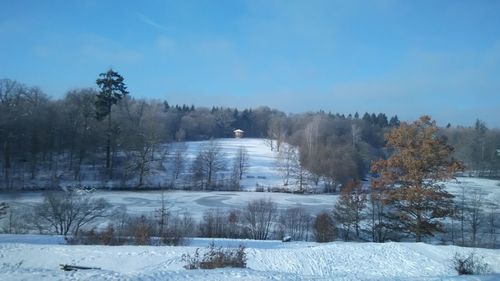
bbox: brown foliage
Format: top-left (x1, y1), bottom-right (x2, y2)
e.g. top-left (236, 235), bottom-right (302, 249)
top-left (313, 211), bottom-right (336, 242)
top-left (371, 116), bottom-right (464, 242)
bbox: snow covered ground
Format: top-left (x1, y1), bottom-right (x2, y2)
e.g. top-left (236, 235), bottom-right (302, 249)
top-left (0, 235), bottom-right (499, 280)
top-left (49, 138), bottom-right (292, 190)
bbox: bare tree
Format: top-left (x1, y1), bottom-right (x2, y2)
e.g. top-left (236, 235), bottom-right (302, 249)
top-left (486, 203), bottom-right (498, 248)
top-left (275, 205), bottom-right (311, 241)
top-left (63, 89), bottom-right (99, 181)
top-left (368, 185), bottom-right (392, 242)
top-left (267, 116), bottom-right (288, 152)
top-left (303, 115), bottom-right (322, 156)
top-left (199, 208), bottom-right (228, 238)
top-left (244, 199), bottom-right (277, 240)
top-left (191, 140), bottom-right (226, 190)
top-left (171, 143), bottom-right (187, 185)
top-left (121, 100), bottom-right (166, 188)
top-left (276, 145), bottom-right (299, 187)
top-left (465, 189), bottom-right (484, 246)
top-left (34, 188), bottom-right (111, 236)
top-left (235, 146), bottom-right (249, 180)
top-left (0, 202), bottom-right (8, 219)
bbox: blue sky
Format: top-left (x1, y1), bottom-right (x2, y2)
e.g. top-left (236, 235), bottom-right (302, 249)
top-left (1, 0), bottom-right (499, 127)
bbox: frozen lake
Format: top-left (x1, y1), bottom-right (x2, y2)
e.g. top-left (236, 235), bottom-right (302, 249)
top-left (0, 190), bottom-right (338, 219)
top-left (1, 176), bottom-right (498, 219)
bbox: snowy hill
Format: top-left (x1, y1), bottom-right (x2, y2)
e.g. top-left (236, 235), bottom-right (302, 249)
top-left (51, 138), bottom-right (300, 191)
top-left (0, 236), bottom-right (499, 280)
top-left (177, 138), bottom-right (287, 190)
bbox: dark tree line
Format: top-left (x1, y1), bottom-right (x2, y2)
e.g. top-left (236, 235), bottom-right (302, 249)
top-left (1, 75), bottom-right (499, 190)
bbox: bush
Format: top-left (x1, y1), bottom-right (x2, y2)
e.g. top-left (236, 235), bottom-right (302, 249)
top-left (67, 224), bottom-right (122, 245)
top-left (182, 242), bottom-right (246, 269)
top-left (131, 215), bottom-right (153, 245)
top-left (453, 252), bottom-right (490, 275)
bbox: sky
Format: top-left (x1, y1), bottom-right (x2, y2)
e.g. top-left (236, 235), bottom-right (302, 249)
top-left (1, 0), bottom-right (499, 127)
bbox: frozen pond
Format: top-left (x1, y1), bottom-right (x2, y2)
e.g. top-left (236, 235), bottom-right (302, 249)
top-left (1, 177), bottom-right (499, 219)
top-left (0, 190), bottom-right (338, 219)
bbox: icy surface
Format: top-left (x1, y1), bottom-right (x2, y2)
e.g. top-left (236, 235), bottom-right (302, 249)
top-left (2, 176), bottom-right (499, 219)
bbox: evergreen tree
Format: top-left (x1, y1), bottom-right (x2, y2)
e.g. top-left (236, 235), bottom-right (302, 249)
top-left (95, 69), bottom-right (129, 175)
top-left (389, 115), bottom-right (400, 127)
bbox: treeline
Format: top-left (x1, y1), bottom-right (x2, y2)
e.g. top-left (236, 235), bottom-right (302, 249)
top-left (442, 120), bottom-right (500, 177)
top-left (1, 76), bottom-right (499, 189)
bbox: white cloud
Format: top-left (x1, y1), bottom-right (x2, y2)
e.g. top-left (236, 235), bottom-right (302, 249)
top-left (138, 13), bottom-right (169, 31)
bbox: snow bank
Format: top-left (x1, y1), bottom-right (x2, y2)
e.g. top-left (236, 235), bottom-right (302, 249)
top-left (0, 236), bottom-right (499, 280)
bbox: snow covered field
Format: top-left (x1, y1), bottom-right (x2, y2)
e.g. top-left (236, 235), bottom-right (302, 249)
top-left (0, 235), bottom-right (499, 280)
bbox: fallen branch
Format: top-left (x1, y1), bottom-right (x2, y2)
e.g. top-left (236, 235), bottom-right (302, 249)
top-left (59, 264), bottom-right (102, 271)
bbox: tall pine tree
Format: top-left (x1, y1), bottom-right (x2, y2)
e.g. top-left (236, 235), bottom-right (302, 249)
top-left (95, 69), bottom-right (128, 177)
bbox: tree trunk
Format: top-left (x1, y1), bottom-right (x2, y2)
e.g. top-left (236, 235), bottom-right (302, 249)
top-left (106, 113), bottom-right (111, 171)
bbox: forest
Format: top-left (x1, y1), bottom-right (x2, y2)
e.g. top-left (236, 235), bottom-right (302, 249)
top-left (1, 74), bottom-right (500, 190)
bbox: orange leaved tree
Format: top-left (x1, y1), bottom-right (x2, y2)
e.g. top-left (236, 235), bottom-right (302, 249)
top-left (371, 115), bottom-right (464, 242)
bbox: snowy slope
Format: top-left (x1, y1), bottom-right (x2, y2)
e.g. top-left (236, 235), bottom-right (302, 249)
top-left (0, 236), bottom-right (499, 280)
top-left (182, 138), bottom-right (285, 189)
top-left (45, 138), bottom-right (296, 190)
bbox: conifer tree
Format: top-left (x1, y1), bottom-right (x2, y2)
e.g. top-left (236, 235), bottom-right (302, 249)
top-left (95, 69), bottom-right (129, 176)
top-left (371, 115), bottom-right (464, 242)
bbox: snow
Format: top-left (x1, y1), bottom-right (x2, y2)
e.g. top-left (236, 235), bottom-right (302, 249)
top-left (0, 235), bottom-right (499, 280)
top-left (55, 138), bottom-right (292, 190)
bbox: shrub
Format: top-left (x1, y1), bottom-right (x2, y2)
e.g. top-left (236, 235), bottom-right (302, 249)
top-left (453, 252), bottom-right (490, 275)
top-left (182, 242), bottom-right (246, 270)
top-left (67, 224), bottom-right (122, 245)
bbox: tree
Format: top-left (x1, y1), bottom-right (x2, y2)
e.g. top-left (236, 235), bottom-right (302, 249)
top-left (371, 116), bottom-right (464, 242)
top-left (243, 199), bottom-right (277, 240)
top-left (122, 100), bottom-right (165, 188)
top-left (235, 146), bottom-right (249, 180)
top-left (0, 202), bottom-right (8, 219)
top-left (35, 188), bottom-right (111, 236)
top-left (471, 119), bottom-right (487, 174)
top-left (171, 143), bottom-right (187, 185)
top-left (313, 211), bottom-right (336, 242)
top-left (191, 140), bottom-right (226, 190)
top-left (95, 69), bottom-right (129, 177)
top-left (276, 144), bottom-right (302, 186)
top-left (63, 89), bottom-right (99, 180)
top-left (266, 116), bottom-right (288, 152)
top-left (333, 180), bottom-right (367, 240)
top-left (275, 205), bottom-right (311, 241)
top-left (464, 189), bottom-right (484, 246)
top-left (199, 208), bottom-right (228, 238)
top-left (368, 183), bottom-right (392, 242)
